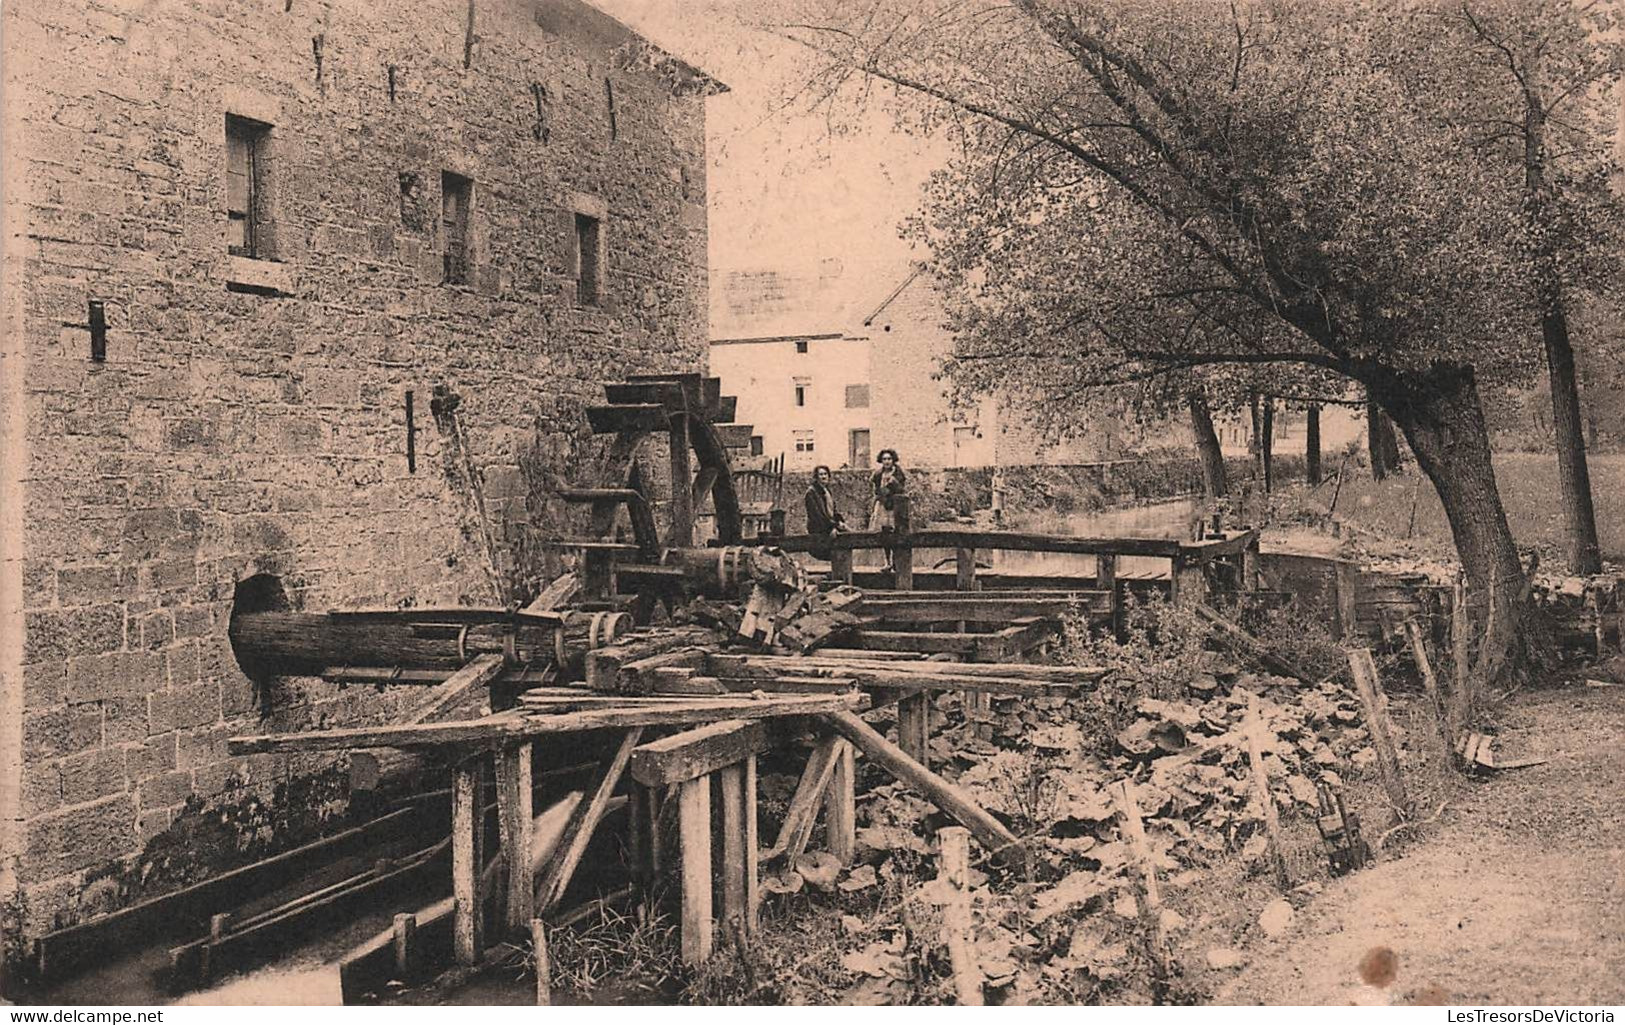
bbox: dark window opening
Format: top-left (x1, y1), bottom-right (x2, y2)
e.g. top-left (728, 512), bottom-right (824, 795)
top-left (750, 435), bottom-right (764, 457)
top-left (226, 115), bottom-right (271, 258)
top-left (441, 171), bottom-right (473, 285)
top-left (794, 430), bottom-right (814, 453)
top-left (574, 213), bottom-right (602, 306)
top-left (794, 376), bottom-right (811, 408)
top-left (795, 340), bottom-right (809, 354)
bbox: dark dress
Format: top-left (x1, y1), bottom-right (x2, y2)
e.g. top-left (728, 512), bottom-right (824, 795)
top-left (804, 484), bottom-right (844, 559)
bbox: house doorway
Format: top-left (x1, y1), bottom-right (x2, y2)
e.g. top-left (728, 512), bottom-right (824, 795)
top-left (848, 428), bottom-right (871, 468)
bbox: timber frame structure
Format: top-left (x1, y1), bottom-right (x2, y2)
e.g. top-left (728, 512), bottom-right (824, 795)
top-left (22, 375), bottom-right (1272, 998)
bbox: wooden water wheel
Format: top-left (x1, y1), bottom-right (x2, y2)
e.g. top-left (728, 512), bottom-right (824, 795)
top-left (557, 373), bottom-right (760, 619)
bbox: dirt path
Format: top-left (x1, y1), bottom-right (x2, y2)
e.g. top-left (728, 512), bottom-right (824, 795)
top-left (1219, 683), bottom-right (1625, 1006)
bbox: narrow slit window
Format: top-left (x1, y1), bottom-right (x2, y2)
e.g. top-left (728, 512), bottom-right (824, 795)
top-left (441, 171), bottom-right (473, 285)
top-left (574, 213), bottom-right (602, 306)
top-left (226, 115), bottom-right (271, 258)
top-left (793, 376), bottom-right (811, 407)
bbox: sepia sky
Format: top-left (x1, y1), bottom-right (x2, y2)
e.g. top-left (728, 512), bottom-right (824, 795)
top-left (593, 0), bottom-right (946, 281)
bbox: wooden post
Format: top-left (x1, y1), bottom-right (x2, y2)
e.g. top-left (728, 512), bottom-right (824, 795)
top-left (392, 913), bottom-right (417, 979)
top-left (1405, 619), bottom-right (1456, 764)
top-left (955, 547), bottom-right (977, 591)
top-left (1115, 778), bottom-right (1170, 974)
top-left (530, 918), bottom-right (551, 1006)
top-left (824, 740), bottom-right (856, 866)
top-left (937, 827), bottom-right (983, 1006)
top-left (1243, 697), bottom-right (1291, 891)
top-left (669, 412), bottom-right (694, 547)
top-left (830, 547), bottom-right (854, 584)
top-left (1241, 536), bottom-right (1260, 591)
top-left (1347, 648), bottom-right (1413, 822)
top-left (743, 755), bottom-right (759, 930)
top-left (1096, 552), bottom-right (1117, 593)
top-left (717, 763), bottom-right (749, 933)
top-left (451, 757), bottom-right (481, 965)
top-left (497, 743), bottom-right (534, 930)
top-left (893, 494), bottom-right (913, 590)
top-left (1334, 560), bottom-right (1359, 642)
top-left (774, 738), bottom-right (842, 863)
top-left (677, 775), bottom-right (713, 965)
top-left (897, 693), bottom-right (931, 767)
top-left (1170, 552), bottom-right (1206, 606)
top-left (820, 709), bottom-right (1024, 867)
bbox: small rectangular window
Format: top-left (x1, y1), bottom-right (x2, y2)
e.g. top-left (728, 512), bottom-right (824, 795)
top-left (226, 115), bottom-right (271, 258)
top-left (794, 429), bottom-right (815, 453)
top-left (793, 376), bottom-right (811, 408)
top-left (441, 171), bottom-right (473, 285)
top-left (844, 384), bottom-right (870, 409)
top-left (574, 213), bottom-right (602, 306)
top-left (795, 340), bottom-right (809, 354)
top-left (749, 435), bottom-right (764, 457)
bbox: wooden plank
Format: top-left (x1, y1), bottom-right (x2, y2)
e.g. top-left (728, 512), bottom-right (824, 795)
top-left (452, 758), bottom-right (481, 965)
top-left (857, 597), bottom-right (1102, 624)
top-left (498, 743), bottom-right (535, 930)
top-left (585, 628), bottom-right (717, 692)
top-left (668, 411), bottom-right (695, 547)
top-left (1347, 648), bottom-right (1414, 823)
top-left (405, 654), bottom-right (507, 724)
top-left (616, 647), bottom-right (711, 695)
top-left (531, 918), bottom-right (551, 1005)
top-left (771, 738), bottom-right (842, 863)
top-left (586, 403), bottom-right (668, 434)
top-left (1194, 604), bottom-right (1314, 683)
top-left (938, 827), bottom-right (983, 1006)
top-left (629, 719), bottom-right (771, 786)
top-left (847, 629), bottom-right (984, 655)
top-left (678, 776), bottom-right (714, 965)
top-left (32, 803), bottom-right (429, 982)
top-left (1243, 697), bottom-right (1290, 891)
top-left (604, 381), bottom-right (686, 409)
top-left (1115, 778), bottom-right (1170, 974)
top-left (717, 763), bottom-right (748, 932)
top-left (715, 423), bottom-right (754, 447)
top-left (821, 710), bottom-right (1024, 867)
top-left (825, 740), bottom-right (856, 866)
top-left (1405, 619), bottom-right (1456, 764)
top-left (536, 729), bottom-right (643, 911)
top-left (774, 529), bottom-right (1186, 558)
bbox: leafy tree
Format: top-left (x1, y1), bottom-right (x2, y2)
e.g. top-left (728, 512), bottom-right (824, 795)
top-left (1421, 0), bottom-right (1625, 574)
top-left (779, 0), bottom-right (1620, 677)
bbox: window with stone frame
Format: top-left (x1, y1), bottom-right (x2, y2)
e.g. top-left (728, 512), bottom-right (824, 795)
top-left (441, 171), bottom-right (474, 285)
top-left (574, 212), bottom-right (603, 306)
top-left (226, 115), bottom-right (272, 258)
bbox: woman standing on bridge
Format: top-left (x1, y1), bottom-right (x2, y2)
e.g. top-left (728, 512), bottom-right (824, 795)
top-left (869, 449), bottom-right (908, 573)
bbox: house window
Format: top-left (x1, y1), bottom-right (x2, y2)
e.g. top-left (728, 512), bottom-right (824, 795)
top-left (226, 115), bottom-right (271, 258)
top-left (441, 171), bottom-right (473, 285)
top-left (795, 340), bottom-right (809, 354)
top-left (574, 213), bottom-right (602, 306)
top-left (845, 384), bottom-right (870, 409)
top-left (794, 429), bottom-right (815, 453)
top-left (793, 376), bottom-right (811, 407)
top-left (849, 428), bottom-right (871, 467)
top-left (749, 435), bottom-right (764, 457)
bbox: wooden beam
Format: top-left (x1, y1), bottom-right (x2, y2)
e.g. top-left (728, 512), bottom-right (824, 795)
top-left (678, 776), bottom-right (713, 965)
top-left (497, 743), bottom-right (534, 930)
top-left (771, 738), bottom-right (842, 864)
top-left (451, 758), bottom-right (481, 965)
top-left (586, 403), bottom-right (669, 434)
top-left (629, 719), bottom-right (771, 786)
top-left (1194, 604), bottom-right (1314, 684)
top-left (897, 694), bottom-right (930, 765)
top-left (230, 695), bottom-right (849, 753)
top-left (820, 710), bottom-right (1023, 866)
top-left (536, 729), bottom-right (643, 911)
top-left (824, 740), bottom-right (856, 866)
top-left (717, 763), bottom-right (749, 933)
top-left (1347, 649), bottom-right (1414, 823)
top-left (773, 529), bottom-right (1187, 558)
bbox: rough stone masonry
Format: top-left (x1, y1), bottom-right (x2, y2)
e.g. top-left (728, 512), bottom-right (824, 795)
top-left (0, 0), bottom-right (720, 955)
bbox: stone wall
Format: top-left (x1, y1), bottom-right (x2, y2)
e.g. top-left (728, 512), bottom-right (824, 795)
top-left (0, 0), bottom-right (713, 944)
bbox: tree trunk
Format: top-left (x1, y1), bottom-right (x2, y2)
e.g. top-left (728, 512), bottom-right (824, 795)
top-left (1260, 396), bottom-right (1274, 493)
top-left (1377, 365), bottom-right (1537, 687)
top-left (1366, 398), bottom-right (1401, 480)
top-left (1187, 390), bottom-right (1227, 499)
top-left (1305, 403), bottom-right (1322, 485)
top-left (1541, 286), bottom-right (1603, 576)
